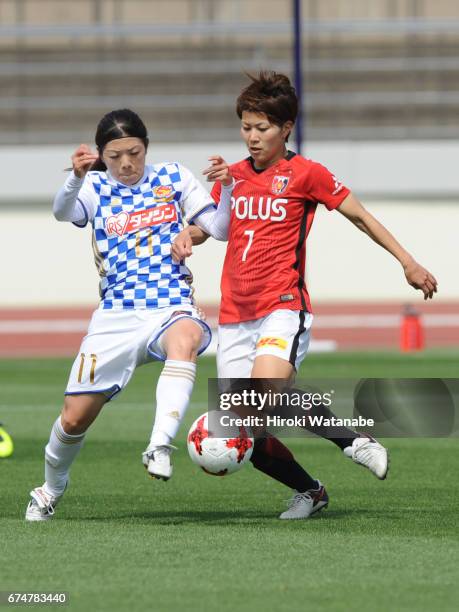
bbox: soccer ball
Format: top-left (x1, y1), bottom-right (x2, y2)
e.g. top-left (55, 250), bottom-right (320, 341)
top-left (0, 424), bottom-right (14, 458)
top-left (187, 411), bottom-right (254, 476)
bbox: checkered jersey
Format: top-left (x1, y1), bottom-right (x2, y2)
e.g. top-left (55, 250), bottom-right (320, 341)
top-left (75, 163), bottom-right (214, 310)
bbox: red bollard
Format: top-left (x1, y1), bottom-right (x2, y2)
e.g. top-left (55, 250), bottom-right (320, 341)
top-left (400, 305), bottom-right (424, 352)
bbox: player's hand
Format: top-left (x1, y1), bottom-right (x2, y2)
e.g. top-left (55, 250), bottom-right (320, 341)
top-left (203, 155), bottom-right (232, 186)
top-left (195, 304), bottom-right (207, 321)
top-left (403, 260), bottom-right (438, 300)
top-left (72, 144), bottom-right (99, 179)
top-left (172, 228), bottom-right (193, 263)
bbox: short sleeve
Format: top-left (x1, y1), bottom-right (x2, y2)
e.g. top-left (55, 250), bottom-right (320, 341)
top-left (303, 162), bottom-right (350, 211)
top-left (177, 164), bottom-right (215, 222)
top-left (210, 181), bottom-right (222, 204)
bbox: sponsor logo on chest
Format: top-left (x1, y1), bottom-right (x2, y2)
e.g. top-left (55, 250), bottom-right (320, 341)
top-left (231, 196), bottom-right (287, 222)
top-left (105, 203), bottom-right (177, 236)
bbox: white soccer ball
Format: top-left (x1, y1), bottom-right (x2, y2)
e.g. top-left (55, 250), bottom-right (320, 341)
top-left (187, 411), bottom-right (254, 476)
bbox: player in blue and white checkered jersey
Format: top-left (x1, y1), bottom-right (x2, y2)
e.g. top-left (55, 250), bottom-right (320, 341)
top-left (76, 159), bottom-right (217, 311)
top-left (26, 109), bottom-right (233, 521)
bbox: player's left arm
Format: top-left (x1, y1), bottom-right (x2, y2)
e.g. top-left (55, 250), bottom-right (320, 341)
top-left (337, 192), bottom-right (438, 300)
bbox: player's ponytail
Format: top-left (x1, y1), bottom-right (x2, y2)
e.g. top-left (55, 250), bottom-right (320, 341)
top-left (89, 156), bottom-right (107, 172)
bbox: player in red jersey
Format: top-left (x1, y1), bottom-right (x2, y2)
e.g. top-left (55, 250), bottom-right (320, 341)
top-left (217, 148), bottom-right (345, 323)
top-left (173, 72), bottom-right (438, 519)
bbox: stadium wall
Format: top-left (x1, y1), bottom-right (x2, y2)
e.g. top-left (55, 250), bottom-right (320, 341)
top-left (2, 142), bottom-right (458, 306)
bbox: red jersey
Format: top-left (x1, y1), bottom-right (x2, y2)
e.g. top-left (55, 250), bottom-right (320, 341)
top-left (211, 152), bottom-right (350, 324)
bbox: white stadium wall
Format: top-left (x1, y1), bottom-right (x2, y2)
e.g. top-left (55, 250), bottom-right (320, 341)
top-left (1, 142), bottom-right (458, 306)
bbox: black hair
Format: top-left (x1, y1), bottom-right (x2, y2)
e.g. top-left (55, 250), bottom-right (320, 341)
top-left (91, 109), bottom-right (149, 171)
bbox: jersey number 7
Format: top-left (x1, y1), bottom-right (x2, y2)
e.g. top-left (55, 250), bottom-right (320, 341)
top-left (242, 230), bottom-right (254, 262)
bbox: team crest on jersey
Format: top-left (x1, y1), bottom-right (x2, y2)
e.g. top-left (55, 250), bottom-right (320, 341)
top-left (153, 185), bottom-right (174, 202)
top-left (271, 175), bottom-right (289, 195)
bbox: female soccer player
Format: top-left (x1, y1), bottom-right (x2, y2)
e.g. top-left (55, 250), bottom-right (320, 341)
top-left (25, 109), bottom-right (233, 521)
top-left (172, 72), bottom-right (438, 519)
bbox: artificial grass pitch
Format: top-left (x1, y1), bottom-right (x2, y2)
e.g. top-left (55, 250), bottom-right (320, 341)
top-left (1, 353), bottom-right (458, 612)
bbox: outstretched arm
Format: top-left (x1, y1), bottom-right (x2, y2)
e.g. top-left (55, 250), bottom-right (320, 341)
top-left (337, 193), bottom-right (438, 300)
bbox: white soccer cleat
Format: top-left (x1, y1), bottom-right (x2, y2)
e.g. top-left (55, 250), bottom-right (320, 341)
top-left (25, 486), bottom-right (62, 522)
top-left (279, 482), bottom-right (329, 520)
top-left (344, 435), bottom-right (389, 480)
top-left (142, 444), bottom-right (176, 481)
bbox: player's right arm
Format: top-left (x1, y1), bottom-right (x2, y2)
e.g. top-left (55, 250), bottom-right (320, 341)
top-left (53, 145), bottom-right (99, 225)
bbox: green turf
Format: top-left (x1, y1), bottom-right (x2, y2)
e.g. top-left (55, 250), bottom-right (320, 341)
top-left (1, 353), bottom-right (458, 611)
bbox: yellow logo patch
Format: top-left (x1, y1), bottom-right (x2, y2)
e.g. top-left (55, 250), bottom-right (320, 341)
top-left (153, 185), bottom-right (174, 201)
top-left (257, 337), bottom-right (288, 350)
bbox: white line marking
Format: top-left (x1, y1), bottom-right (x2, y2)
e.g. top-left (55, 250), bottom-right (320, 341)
top-left (312, 314), bottom-right (459, 328)
top-left (0, 320), bottom-right (88, 333)
top-left (0, 314), bottom-right (458, 334)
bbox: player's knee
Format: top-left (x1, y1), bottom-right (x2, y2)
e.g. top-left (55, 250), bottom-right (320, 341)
top-left (60, 413), bottom-right (87, 435)
top-left (165, 321), bottom-right (203, 360)
top-left (61, 396), bottom-right (101, 434)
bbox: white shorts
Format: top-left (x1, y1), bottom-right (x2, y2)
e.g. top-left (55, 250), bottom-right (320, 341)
top-left (217, 309), bottom-right (313, 378)
top-left (66, 306), bottom-right (211, 400)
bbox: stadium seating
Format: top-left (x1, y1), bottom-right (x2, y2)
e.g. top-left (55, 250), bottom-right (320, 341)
top-left (2, 0), bottom-right (459, 144)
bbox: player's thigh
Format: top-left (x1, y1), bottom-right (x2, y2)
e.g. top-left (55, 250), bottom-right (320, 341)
top-left (148, 307), bottom-right (212, 362)
top-left (253, 309), bottom-right (313, 376)
top-left (61, 393), bottom-right (107, 435)
top-left (217, 321), bottom-right (258, 379)
top-left (251, 354), bottom-right (295, 381)
top-left (161, 317), bottom-right (204, 361)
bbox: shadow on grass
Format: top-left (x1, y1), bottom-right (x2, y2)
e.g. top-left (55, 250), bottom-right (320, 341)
top-left (6, 500), bottom-right (363, 524)
top-left (74, 507), bottom-right (339, 524)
